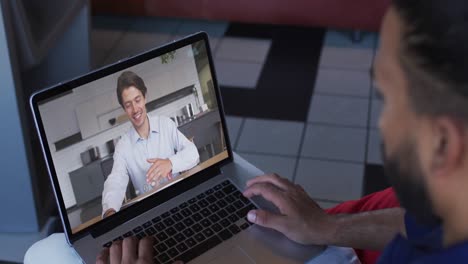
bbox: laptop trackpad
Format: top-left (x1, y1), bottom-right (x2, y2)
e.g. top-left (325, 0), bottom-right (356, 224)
top-left (208, 246), bottom-right (255, 264)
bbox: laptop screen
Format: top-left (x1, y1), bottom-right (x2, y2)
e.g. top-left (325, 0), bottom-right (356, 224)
top-left (35, 37), bottom-right (230, 234)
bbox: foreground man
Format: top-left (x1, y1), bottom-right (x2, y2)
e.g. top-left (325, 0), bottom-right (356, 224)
top-left (99, 0), bottom-right (468, 263)
top-left (245, 0), bottom-right (468, 262)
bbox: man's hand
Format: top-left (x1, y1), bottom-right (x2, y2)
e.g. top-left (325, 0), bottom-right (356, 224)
top-left (146, 158), bottom-right (173, 186)
top-left (243, 174), bottom-right (337, 245)
top-left (96, 237), bottom-right (153, 264)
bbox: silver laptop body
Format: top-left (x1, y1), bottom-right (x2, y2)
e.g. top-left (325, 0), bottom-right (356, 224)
top-left (30, 32), bottom-right (324, 263)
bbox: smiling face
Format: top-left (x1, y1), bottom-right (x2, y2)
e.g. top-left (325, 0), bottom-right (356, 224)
top-left (121, 86), bottom-right (147, 130)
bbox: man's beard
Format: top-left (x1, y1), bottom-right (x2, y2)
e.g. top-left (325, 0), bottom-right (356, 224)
top-left (381, 140), bottom-right (442, 227)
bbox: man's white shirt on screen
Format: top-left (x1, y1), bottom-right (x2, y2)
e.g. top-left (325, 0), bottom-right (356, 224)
top-left (102, 115), bottom-right (199, 213)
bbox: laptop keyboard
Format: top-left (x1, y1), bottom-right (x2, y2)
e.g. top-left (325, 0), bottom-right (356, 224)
top-left (102, 180), bottom-right (257, 264)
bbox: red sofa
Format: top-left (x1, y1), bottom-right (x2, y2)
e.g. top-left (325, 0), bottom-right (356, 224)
top-left (92, 0), bottom-right (391, 32)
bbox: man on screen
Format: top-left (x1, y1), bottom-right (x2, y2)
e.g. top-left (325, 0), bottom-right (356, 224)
top-left (102, 71), bottom-right (199, 218)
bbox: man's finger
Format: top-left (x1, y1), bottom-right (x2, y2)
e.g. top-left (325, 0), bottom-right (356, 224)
top-left (109, 240), bottom-right (122, 264)
top-left (247, 209), bottom-right (288, 233)
top-left (138, 236), bottom-right (154, 261)
top-left (122, 237), bottom-right (138, 263)
top-left (95, 248), bottom-right (109, 264)
top-left (146, 162), bottom-right (160, 179)
top-left (147, 169), bottom-right (163, 183)
top-left (146, 163), bottom-right (156, 178)
top-left (243, 182), bottom-right (289, 212)
top-left (246, 174), bottom-right (291, 191)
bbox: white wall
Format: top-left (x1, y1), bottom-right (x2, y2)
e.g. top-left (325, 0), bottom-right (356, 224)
top-left (75, 44), bottom-right (205, 139)
top-left (39, 92), bottom-right (82, 144)
top-left (39, 44), bottom-right (205, 208)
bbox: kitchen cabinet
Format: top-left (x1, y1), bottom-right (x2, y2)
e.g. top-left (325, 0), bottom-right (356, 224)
top-left (69, 161), bottom-right (105, 206)
top-left (178, 110), bottom-right (223, 159)
top-left (97, 107), bottom-right (125, 132)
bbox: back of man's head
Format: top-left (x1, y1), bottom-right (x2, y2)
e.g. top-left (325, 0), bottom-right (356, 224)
top-left (393, 0), bottom-right (468, 121)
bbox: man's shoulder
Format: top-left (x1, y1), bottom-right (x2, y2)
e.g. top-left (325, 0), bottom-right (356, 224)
top-left (116, 130), bottom-right (132, 149)
top-left (150, 115), bottom-right (176, 129)
top-left (151, 115), bottom-right (172, 123)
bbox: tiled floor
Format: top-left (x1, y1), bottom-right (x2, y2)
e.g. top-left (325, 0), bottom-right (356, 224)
top-left (91, 16), bottom-right (386, 207)
top-left (236, 118), bottom-right (304, 156)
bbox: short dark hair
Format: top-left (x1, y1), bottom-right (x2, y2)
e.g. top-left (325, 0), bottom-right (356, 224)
top-left (393, 0), bottom-right (468, 121)
top-left (116, 71), bottom-right (147, 107)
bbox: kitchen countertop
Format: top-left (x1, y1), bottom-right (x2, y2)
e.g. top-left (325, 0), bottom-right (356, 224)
top-left (71, 150), bottom-right (230, 234)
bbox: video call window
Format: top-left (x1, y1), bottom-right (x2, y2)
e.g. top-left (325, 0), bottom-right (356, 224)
top-left (38, 41), bottom-right (229, 233)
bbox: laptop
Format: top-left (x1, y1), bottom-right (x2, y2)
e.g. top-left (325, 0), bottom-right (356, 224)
top-left (30, 32), bottom-right (324, 263)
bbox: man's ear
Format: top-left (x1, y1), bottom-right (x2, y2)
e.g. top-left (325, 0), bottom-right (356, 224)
top-left (431, 117), bottom-right (465, 176)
